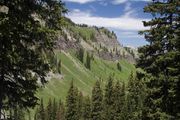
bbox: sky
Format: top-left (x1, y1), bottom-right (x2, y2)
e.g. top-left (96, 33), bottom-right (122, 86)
top-left (62, 0), bottom-right (152, 48)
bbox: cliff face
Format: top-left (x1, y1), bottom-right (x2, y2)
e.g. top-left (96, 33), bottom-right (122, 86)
top-left (55, 20), bottom-right (136, 63)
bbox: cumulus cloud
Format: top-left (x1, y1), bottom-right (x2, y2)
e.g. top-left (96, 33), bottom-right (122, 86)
top-left (63, 0), bottom-right (96, 4)
top-left (112, 0), bottom-right (151, 5)
top-left (67, 9), bottom-right (149, 31)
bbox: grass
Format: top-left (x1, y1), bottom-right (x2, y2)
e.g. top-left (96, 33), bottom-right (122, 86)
top-left (37, 50), bottom-right (136, 105)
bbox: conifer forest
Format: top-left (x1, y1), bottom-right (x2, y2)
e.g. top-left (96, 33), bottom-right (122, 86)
top-left (0, 0), bottom-right (179, 120)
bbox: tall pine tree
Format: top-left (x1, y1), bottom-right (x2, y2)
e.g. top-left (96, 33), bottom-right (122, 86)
top-left (65, 81), bottom-right (79, 120)
top-left (138, 0), bottom-right (180, 119)
top-left (103, 76), bottom-right (115, 120)
top-left (0, 0), bottom-right (67, 117)
top-left (82, 96), bottom-right (91, 120)
top-left (91, 81), bottom-right (103, 120)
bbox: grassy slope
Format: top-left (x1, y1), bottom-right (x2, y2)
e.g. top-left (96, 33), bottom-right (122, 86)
top-left (37, 50), bottom-right (135, 104)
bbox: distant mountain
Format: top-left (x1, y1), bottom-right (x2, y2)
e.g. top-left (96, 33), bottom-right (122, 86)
top-left (55, 17), bottom-right (136, 63)
top-left (37, 17), bottom-right (136, 104)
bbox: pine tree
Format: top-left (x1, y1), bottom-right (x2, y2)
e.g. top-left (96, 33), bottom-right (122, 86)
top-left (103, 76), bottom-right (115, 120)
top-left (47, 98), bottom-right (53, 120)
top-left (138, 0), bottom-right (180, 119)
top-left (77, 48), bottom-right (84, 63)
top-left (91, 81), bottom-right (103, 120)
top-left (39, 99), bottom-right (46, 120)
top-left (82, 96), bottom-right (91, 120)
top-left (56, 100), bottom-right (65, 120)
top-left (85, 52), bottom-right (91, 69)
top-left (52, 99), bottom-right (58, 120)
top-left (13, 106), bottom-right (25, 120)
top-left (117, 62), bottom-right (122, 71)
top-left (34, 99), bottom-right (46, 120)
top-left (126, 72), bottom-right (145, 120)
top-left (0, 0), bottom-right (67, 115)
top-left (113, 81), bottom-right (124, 120)
top-left (77, 92), bottom-right (83, 119)
top-left (65, 81), bottom-right (79, 120)
top-left (58, 59), bottom-right (62, 74)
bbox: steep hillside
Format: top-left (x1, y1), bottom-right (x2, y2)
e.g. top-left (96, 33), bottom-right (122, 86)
top-left (37, 19), bottom-right (136, 104)
top-left (37, 50), bottom-right (135, 104)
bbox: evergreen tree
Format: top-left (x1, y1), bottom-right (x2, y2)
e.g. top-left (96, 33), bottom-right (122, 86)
top-left (47, 98), bottom-right (53, 120)
top-left (0, 0), bottom-right (67, 116)
top-left (138, 0), bottom-right (180, 119)
top-left (117, 62), bottom-right (122, 71)
top-left (77, 92), bottom-right (83, 119)
top-left (126, 72), bottom-right (145, 120)
top-left (39, 99), bottom-right (46, 120)
top-left (77, 48), bottom-right (84, 63)
top-left (56, 100), bottom-right (65, 120)
top-left (34, 99), bottom-right (45, 120)
top-left (82, 96), bottom-right (91, 120)
top-left (91, 81), bottom-right (103, 120)
top-left (65, 81), bottom-right (79, 120)
top-left (52, 99), bottom-right (58, 120)
top-left (103, 76), bottom-right (115, 120)
top-left (113, 81), bottom-right (126, 120)
top-left (13, 106), bottom-right (25, 120)
top-left (85, 52), bottom-right (91, 69)
top-left (58, 59), bottom-right (62, 74)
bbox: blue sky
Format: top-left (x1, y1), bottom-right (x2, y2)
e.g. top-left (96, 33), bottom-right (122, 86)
top-left (62, 0), bottom-right (151, 48)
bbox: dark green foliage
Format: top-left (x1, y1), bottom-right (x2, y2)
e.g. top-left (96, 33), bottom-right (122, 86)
top-left (77, 48), bottom-right (84, 63)
top-left (77, 92), bottom-right (83, 119)
top-left (58, 59), bottom-right (62, 74)
top-left (47, 99), bottom-right (53, 120)
top-left (0, 0), bottom-right (66, 116)
top-left (65, 81), bottom-right (79, 120)
top-left (103, 76), bottom-right (115, 120)
top-left (13, 106), bottom-right (25, 120)
top-left (126, 73), bottom-right (145, 120)
top-left (85, 52), bottom-right (91, 70)
top-left (117, 62), bottom-right (122, 71)
top-left (53, 99), bottom-right (58, 120)
top-left (91, 81), bottom-right (103, 120)
top-left (138, 0), bottom-right (180, 119)
top-left (56, 100), bottom-right (65, 120)
top-left (82, 96), bottom-right (91, 120)
top-left (113, 82), bottom-right (126, 120)
top-left (34, 99), bottom-right (46, 120)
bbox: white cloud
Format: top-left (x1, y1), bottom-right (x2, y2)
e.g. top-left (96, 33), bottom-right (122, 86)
top-left (67, 9), bottom-right (149, 31)
top-left (112, 0), bottom-right (151, 5)
top-left (63, 0), bottom-right (96, 4)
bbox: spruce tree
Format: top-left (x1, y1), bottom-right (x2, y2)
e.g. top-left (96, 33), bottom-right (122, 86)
top-left (13, 106), bottom-right (25, 120)
top-left (47, 98), bottom-right (53, 120)
top-left (0, 0), bottom-right (67, 115)
top-left (117, 62), bottom-right (122, 71)
top-left (86, 52), bottom-right (91, 70)
top-left (65, 81), bottom-right (79, 120)
top-left (58, 59), bottom-right (62, 74)
top-left (77, 48), bottom-right (84, 63)
top-left (113, 81), bottom-right (124, 120)
top-left (39, 99), bottom-right (46, 120)
top-left (56, 100), bottom-right (65, 120)
top-left (91, 81), bottom-right (103, 120)
top-left (82, 96), bottom-right (91, 120)
top-left (52, 99), bottom-right (58, 120)
top-left (77, 92), bottom-right (83, 119)
top-left (126, 72), bottom-right (145, 120)
top-left (103, 76), bottom-right (115, 120)
top-left (138, 0), bottom-right (180, 119)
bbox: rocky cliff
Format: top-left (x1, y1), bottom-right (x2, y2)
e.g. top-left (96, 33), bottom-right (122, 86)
top-left (55, 18), bottom-right (136, 63)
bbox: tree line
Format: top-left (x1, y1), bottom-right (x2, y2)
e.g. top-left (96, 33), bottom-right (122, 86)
top-left (34, 73), bottom-right (145, 120)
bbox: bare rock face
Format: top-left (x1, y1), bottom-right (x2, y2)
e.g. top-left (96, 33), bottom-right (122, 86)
top-left (55, 25), bottom-right (136, 63)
